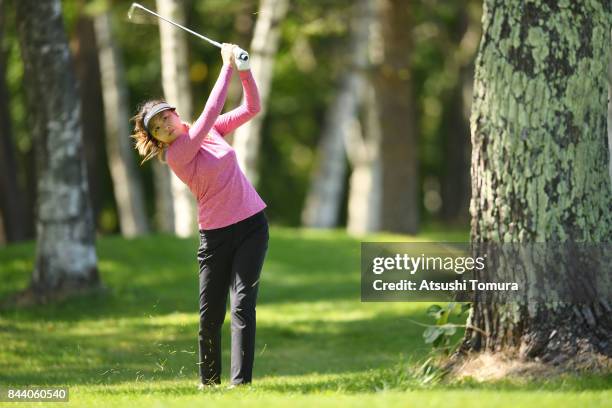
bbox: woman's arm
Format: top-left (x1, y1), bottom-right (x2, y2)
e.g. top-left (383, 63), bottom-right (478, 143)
top-left (168, 63), bottom-right (234, 164)
top-left (213, 69), bottom-right (261, 137)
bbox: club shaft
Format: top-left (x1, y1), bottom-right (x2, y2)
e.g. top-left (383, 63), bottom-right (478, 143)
top-left (132, 3), bottom-right (222, 48)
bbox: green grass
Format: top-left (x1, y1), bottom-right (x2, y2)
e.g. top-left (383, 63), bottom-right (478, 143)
top-left (0, 224), bottom-right (610, 407)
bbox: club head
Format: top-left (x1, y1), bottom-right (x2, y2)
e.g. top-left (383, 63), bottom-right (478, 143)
top-left (127, 3), bottom-right (139, 20)
top-left (127, 3), bottom-right (157, 25)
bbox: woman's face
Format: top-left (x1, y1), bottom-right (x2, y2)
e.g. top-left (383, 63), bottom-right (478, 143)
top-left (149, 109), bottom-right (185, 144)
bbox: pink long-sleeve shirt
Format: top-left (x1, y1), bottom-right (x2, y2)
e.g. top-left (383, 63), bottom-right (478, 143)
top-left (166, 63), bottom-right (267, 230)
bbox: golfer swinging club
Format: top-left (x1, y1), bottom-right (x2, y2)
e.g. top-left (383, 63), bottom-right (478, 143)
top-left (131, 43), bottom-right (268, 389)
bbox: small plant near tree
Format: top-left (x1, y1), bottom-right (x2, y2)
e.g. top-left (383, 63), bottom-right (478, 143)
top-left (411, 302), bottom-right (473, 384)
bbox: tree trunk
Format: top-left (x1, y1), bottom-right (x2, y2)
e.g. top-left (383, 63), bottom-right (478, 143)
top-left (16, 0), bottom-right (100, 298)
top-left (73, 12), bottom-right (107, 233)
top-left (373, 0), bottom-right (419, 234)
top-left (301, 0), bottom-right (371, 229)
top-left (462, 0), bottom-right (612, 362)
top-left (0, 0), bottom-right (29, 243)
top-left (608, 32), bottom-right (612, 185)
top-left (347, 81), bottom-right (382, 235)
top-left (156, 0), bottom-right (198, 237)
top-left (224, 1), bottom-right (257, 124)
top-left (94, 10), bottom-right (150, 237)
top-left (439, 3), bottom-right (479, 225)
top-left (0, 211), bottom-right (5, 246)
top-left (439, 64), bottom-right (471, 224)
top-left (232, 0), bottom-right (289, 187)
top-left (152, 162), bottom-right (175, 233)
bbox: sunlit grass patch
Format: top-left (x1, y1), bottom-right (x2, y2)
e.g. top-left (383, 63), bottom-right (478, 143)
top-left (1, 223), bottom-right (610, 406)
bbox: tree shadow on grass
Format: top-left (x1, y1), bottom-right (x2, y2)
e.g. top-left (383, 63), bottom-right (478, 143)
top-left (2, 309), bottom-right (611, 394)
top-left (2, 312), bottom-right (428, 386)
top-left (0, 230), bottom-right (364, 321)
top-left (6, 230), bottom-right (606, 394)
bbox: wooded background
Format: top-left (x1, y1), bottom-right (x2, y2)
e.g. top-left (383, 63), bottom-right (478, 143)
top-left (0, 0), bottom-right (484, 244)
top-left (1, 0), bottom-right (611, 373)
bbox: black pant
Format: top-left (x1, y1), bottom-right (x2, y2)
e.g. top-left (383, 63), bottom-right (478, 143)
top-left (197, 210), bottom-right (269, 385)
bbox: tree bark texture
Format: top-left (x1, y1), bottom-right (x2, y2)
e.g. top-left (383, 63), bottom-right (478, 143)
top-left (16, 0), bottom-right (100, 295)
top-left (608, 32), bottom-right (612, 185)
top-left (463, 0), bottom-right (611, 362)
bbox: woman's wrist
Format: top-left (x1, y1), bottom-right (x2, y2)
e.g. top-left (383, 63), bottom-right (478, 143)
top-left (238, 69), bottom-right (252, 78)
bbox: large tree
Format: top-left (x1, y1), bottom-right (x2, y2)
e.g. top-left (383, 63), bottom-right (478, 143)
top-left (15, 0), bottom-right (100, 301)
top-left (462, 1), bottom-right (611, 362)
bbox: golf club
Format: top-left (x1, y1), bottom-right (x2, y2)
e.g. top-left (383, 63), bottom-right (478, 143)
top-left (127, 2), bottom-right (249, 63)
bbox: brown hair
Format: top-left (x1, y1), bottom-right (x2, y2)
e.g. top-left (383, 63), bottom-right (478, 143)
top-left (131, 99), bottom-right (170, 165)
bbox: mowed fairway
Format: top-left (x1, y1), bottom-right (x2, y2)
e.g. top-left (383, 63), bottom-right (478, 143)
top-left (0, 225), bottom-right (610, 407)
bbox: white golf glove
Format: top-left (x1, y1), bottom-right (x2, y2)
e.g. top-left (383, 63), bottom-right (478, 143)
top-left (233, 47), bottom-right (250, 71)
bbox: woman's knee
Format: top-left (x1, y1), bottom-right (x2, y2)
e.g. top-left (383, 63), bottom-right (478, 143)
top-left (230, 291), bottom-right (257, 316)
top-left (199, 304), bottom-right (227, 330)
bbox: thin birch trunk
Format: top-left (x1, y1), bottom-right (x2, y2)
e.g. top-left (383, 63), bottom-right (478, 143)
top-left (152, 162), bottom-right (175, 233)
top-left (157, 0), bottom-right (197, 237)
top-left (224, 3), bottom-right (257, 137)
top-left (232, 0), bottom-right (289, 187)
top-left (302, 0), bottom-right (372, 229)
top-left (347, 81), bottom-right (382, 235)
top-left (74, 14), bottom-right (106, 232)
top-left (94, 10), bottom-right (150, 237)
top-left (373, 0), bottom-right (419, 234)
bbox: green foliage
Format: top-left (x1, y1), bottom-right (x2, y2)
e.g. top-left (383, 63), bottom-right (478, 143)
top-left (423, 302), bottom-right (470, 353)
top-left (3, 0), bottom-right (477, 231)
top-left (409, 301), bottom-right (470, 385)
top-left (3, 5), bottom-right (27, 155)
top-left (257, 0), bottom-right (352, 225)
top-left (414, 356), bottom-right (448, 385)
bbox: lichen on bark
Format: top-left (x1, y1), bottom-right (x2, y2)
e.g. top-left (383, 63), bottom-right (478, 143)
top-left (462, 0), bottom-right (612, 364)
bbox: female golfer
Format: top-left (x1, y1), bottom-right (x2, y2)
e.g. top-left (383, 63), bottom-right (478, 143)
top-left (131, 43), bottom-right (268, 389)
